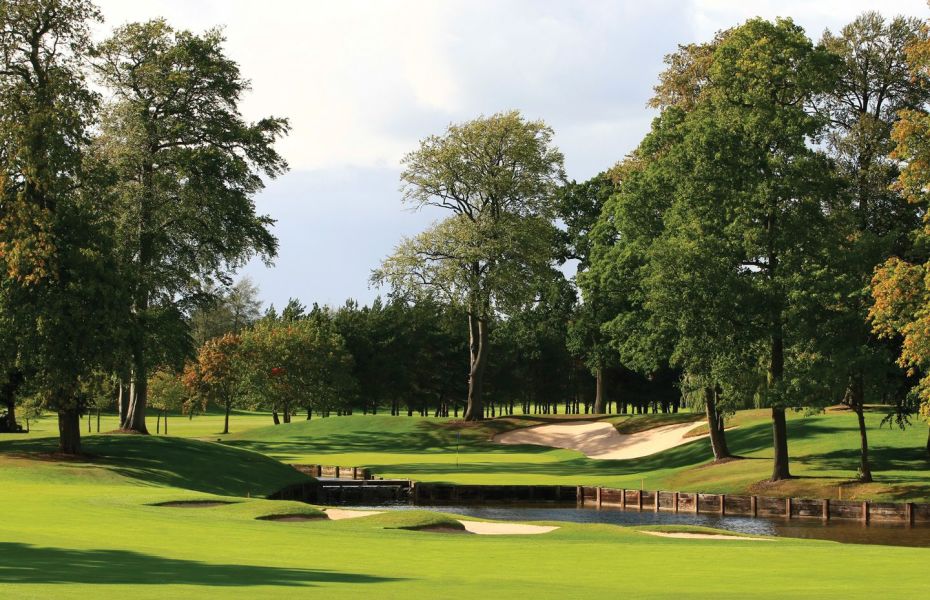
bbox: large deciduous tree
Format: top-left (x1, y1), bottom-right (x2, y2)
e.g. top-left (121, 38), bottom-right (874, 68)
top-left (870, 15), bottom-right (930, 457)
top-left (92, 20), bottom-right (287, 434)
top-left (0, 0), bottom-right (124, 454)
top-left (374, 111), bottom-right (564, 421)
top-left (666, 18), bottom-right (838, 480)
top-left (817, 12), bottom-right (929, 481)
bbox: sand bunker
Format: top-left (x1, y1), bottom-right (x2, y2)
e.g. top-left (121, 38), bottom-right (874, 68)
top-left (324, 508), bottom-right (384, 520)
top-left (494, 420), bottom-right (706, 460)
top-left (257, 514), bottom-right (324, 522)
top-left (458, 520), bottom-right (558, 535)
top-left (153, 501), bottom-right (233, 508)
top-left (641, 531), bottom-right (772, 541)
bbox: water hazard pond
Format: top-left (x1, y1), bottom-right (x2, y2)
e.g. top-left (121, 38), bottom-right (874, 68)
top-left (348, 504), bottom-right (930, 547)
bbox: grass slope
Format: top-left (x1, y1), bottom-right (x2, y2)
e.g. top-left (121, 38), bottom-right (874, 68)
top-left (0, 433), bottom-right (309, 497)
top-left (228, 410), bottom-right (930, 502)
top-left (0, 435), bottom-right (928, 598)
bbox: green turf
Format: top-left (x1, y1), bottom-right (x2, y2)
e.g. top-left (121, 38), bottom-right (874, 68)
top-left (1, 433), bottom-right (929, 598)
top-left (5, 408), bottom-right (278, 442)
top-left (225, 409), bottom-right (930, 502)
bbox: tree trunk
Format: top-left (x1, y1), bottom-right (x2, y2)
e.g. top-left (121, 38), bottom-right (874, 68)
top-left (58, 407), bottom-right (81, 455)
top-left (272, 409), bottom-right (280, 425)
top-left (771, 407), bottom-right (791, 480)
top-left (845, 374), bottom-right (872, 482)
top-left (593, 367), bottom-right (605, 414)
top-left (465, 313), bottom-right (489, 421)
top-left (704, 387), bottom-right (731, 461)
top-left (769, 324), bottom-right (791, 481)
top-left (124, 359), bottom-right (149, 434)
top-left (223, 399), bottom-right (231, 434)
top-left (854, 405), bottom-right (872, 483)
top-left (156, 411), bottom-right (161, 434)
top-left (164, 410), bottom-right (168, 435)
top-left (118, 379), bottom-right (130, 429)
top-left (96, 408), bottom-right (100, 433)
top-left (2, 371), bottom-right (23, 431)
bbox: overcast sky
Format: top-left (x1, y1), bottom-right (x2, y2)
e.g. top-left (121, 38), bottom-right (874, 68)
top-left (95, 0), bottom-right (929, 310)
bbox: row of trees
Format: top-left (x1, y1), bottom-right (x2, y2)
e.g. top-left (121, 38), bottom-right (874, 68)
top-left (0, 1), bottom-right (285, 453)
top-left (375, 11), bottom-right (930, 484)
top-left (172, 288), bottom-right (678, 433)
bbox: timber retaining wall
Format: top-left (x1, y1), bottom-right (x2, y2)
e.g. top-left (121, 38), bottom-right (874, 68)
top-left (578, 486), bottom-right (930, 524)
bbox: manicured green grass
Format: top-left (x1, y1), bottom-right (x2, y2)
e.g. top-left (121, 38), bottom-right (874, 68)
top-left (5, 408), bottom-right (277, 442)
top-left (1, 433), bottom-right (928, 598)
top-left (227, 410), bottom-right (930, 502)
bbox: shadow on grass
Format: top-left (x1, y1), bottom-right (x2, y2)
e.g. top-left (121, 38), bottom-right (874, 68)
top-left (0, 542), bottom-right (401, 587)
top-left (0, 436), bottom-right (310, 497)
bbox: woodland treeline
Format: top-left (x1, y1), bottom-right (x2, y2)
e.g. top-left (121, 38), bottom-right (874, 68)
top-left (4, 2), bottom-right (930, 487)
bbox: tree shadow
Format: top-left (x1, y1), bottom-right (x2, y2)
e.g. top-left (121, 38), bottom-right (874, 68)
top-left (0, 542), bottom-right (401, 587)
top-left (0, 436), bottom-right (309, 497)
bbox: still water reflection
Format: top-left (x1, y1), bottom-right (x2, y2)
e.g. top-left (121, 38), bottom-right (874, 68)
top-left (352, 504), bottom-right (930, 547)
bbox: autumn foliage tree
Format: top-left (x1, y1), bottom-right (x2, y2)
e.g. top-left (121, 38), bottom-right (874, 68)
top-left (0, 0), bottom-right (124, 454)
top-left (237, 318), bottom-right (356, 424)
top-left (183, 333), bottom-right (242, 434)
top-left (869, 17), bottom-right (930, 456)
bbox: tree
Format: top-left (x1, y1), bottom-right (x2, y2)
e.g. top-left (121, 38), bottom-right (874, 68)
top-left (558, 172), bottom-right (618, 413)
top-left (374, 111), bottom-right (565, 420)
top-left (183, 333), bottom-right (241, 434)
top-left (189, 277), bottom-right (262, 347)
top-left (238, 318), bottom-right (356, 424)
top-left (816, 12), bottom-right (929, 481)
top-left (661, 18), bottom-right (838, 479)
top-left (148, 368), bottom-right (185, 434)
top-left (0, 0), bottom-right (123, 454)
top-left (92, 19), bottom-right (287, 434)
top-left (870, 14), bottom-right (930, 457)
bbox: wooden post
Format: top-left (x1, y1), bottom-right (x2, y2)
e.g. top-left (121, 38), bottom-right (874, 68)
top-left (674, 492), bottom-right (679, 513)
top-left (694, 493), bottom-right (699, 514)
top-left (786, 497), bottom-right (792, 519)
top-left (576, 485), bottom-right (583, 507)
top-left (638, 490), bottom-right (643, 511)
top-left (596, 486), bottom-right (602, 509)
top-left (862, 501), bottom-right (869, 524)
top-left (822, 499), bottom-right (829, 521)
top-left (621, 489), bottom-right (626, 509)
top-left (906, 502), bottom-right (914, 526)
top-left (751, 495), bottom-right (757, 518)
top-left (654, 491), bottom-right (660, 512)
top-left (335, 466), bottom-right (340, 478)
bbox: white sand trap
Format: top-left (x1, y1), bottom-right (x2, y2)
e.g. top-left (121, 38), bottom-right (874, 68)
top-left (457, 520), bottom-right (559, 535)
top-left (642, 531), bottom-right (772, 541)
top-left (494, 420), bottom-right (706, 460)
top-left (324, 508), bottom-right (384, 520)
